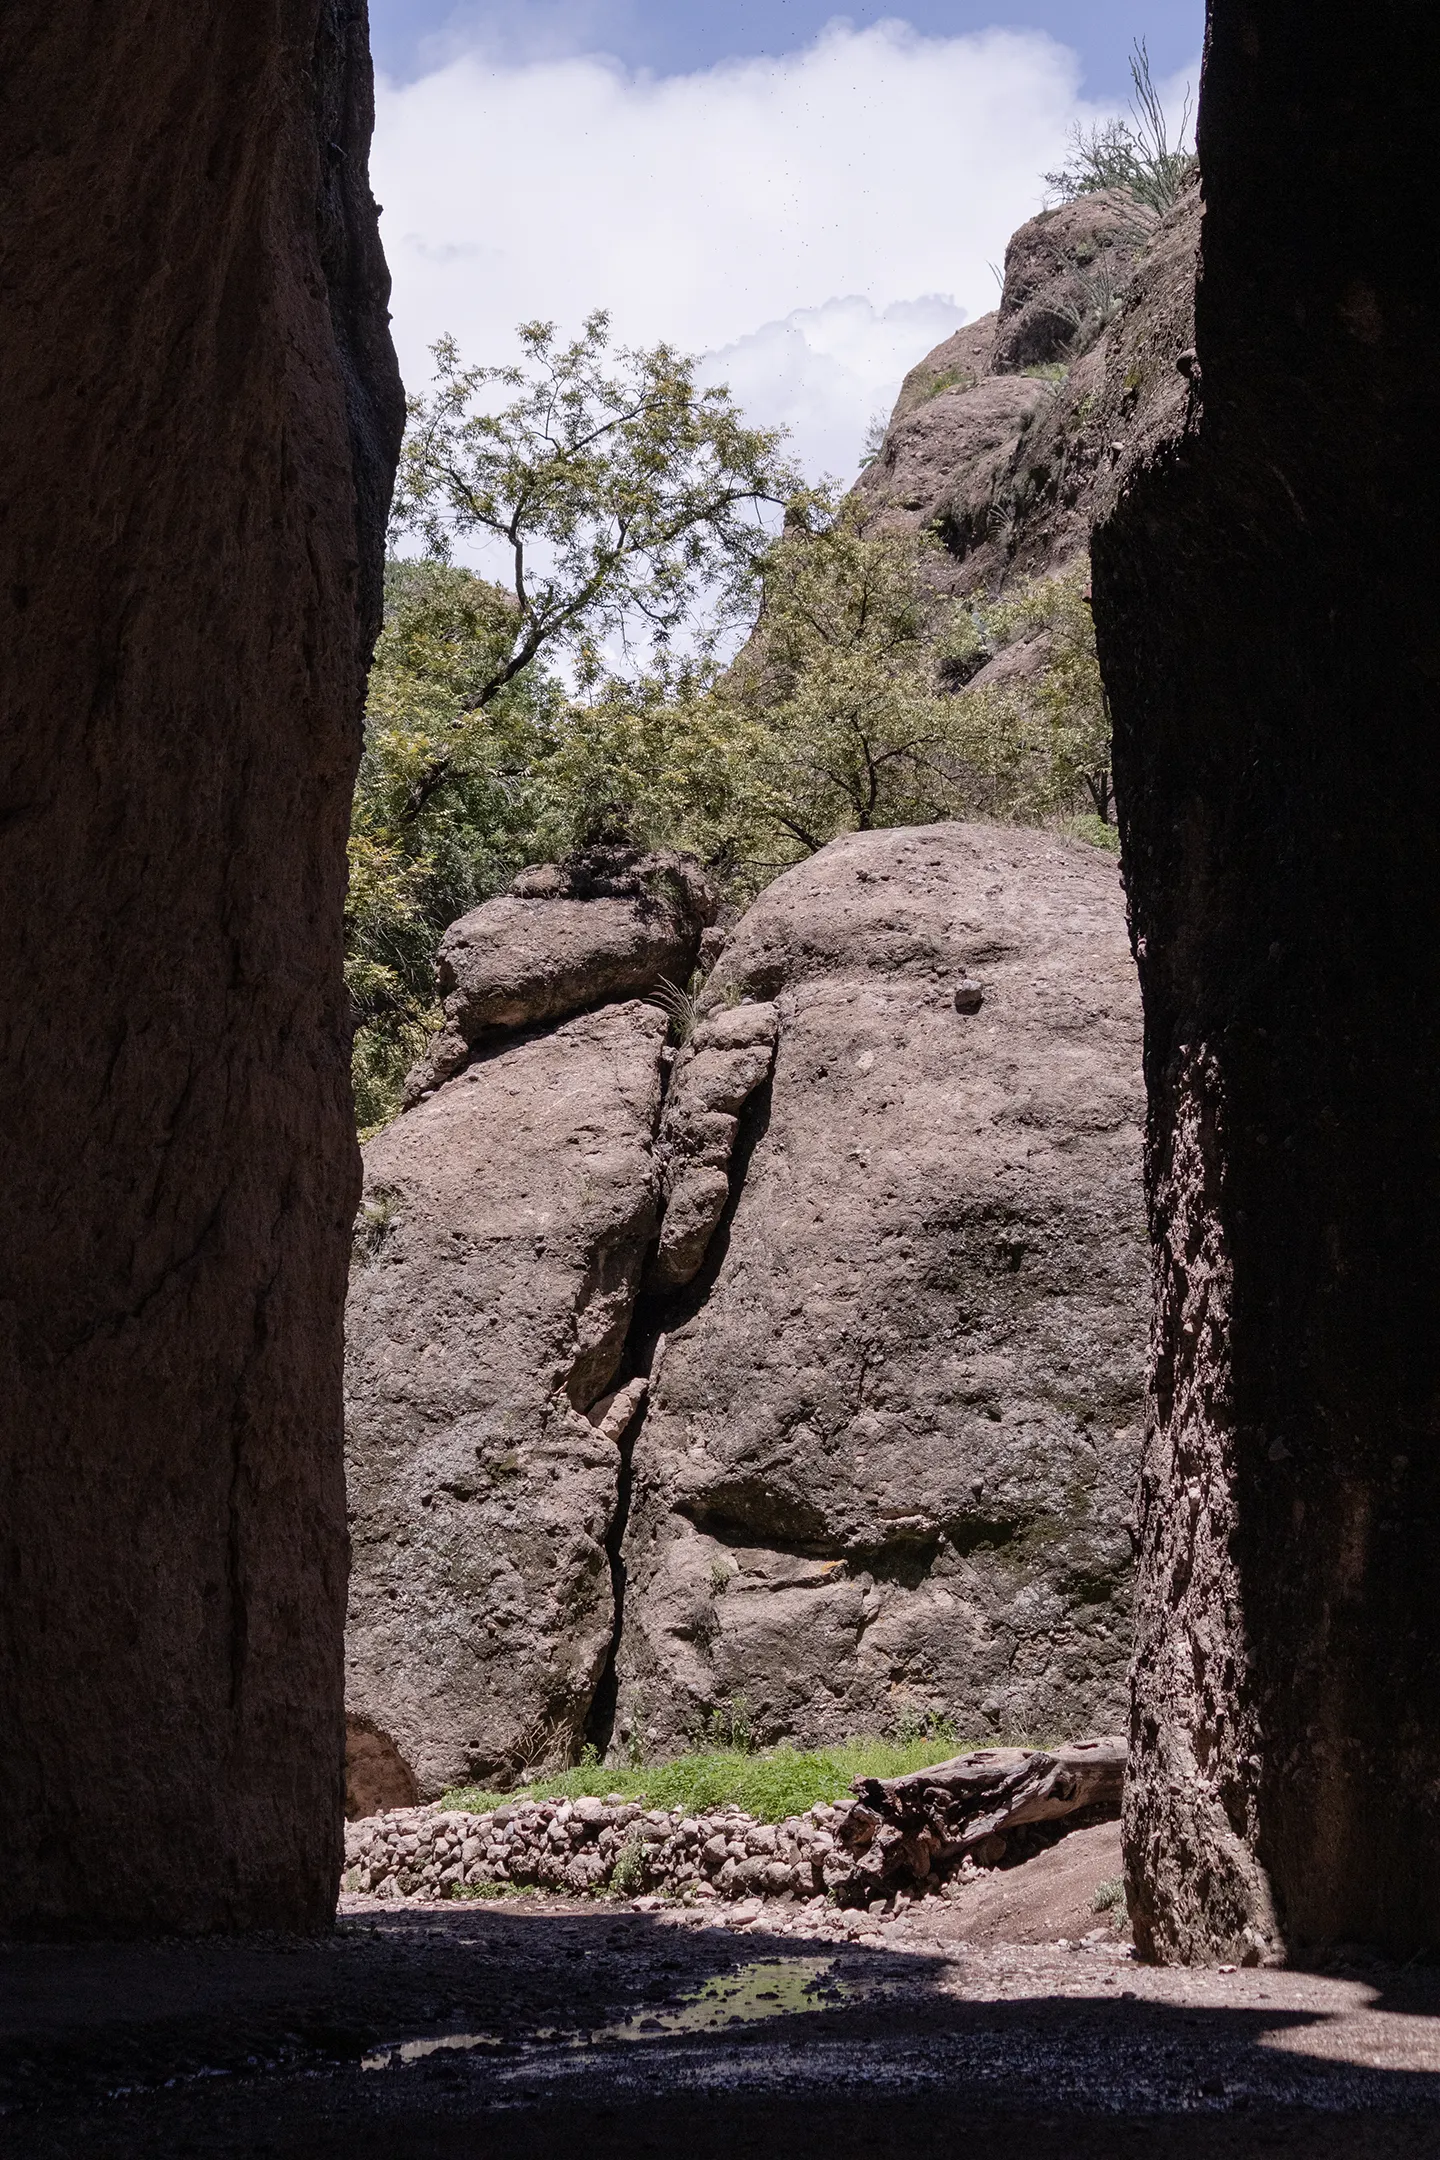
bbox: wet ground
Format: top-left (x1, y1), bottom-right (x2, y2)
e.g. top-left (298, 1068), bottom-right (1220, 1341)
top-left (6, 1838), bottom-right (1440, 2158)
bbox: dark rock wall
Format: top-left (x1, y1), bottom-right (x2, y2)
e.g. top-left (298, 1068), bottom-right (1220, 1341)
top-left (0, 2), bottom-right (402, 1932)
top-left (1092, 4), bottom-right (1440, 1958)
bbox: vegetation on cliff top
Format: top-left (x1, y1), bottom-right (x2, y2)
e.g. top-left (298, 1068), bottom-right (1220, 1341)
top-left (1045, 41), bottom-right (1195, 215)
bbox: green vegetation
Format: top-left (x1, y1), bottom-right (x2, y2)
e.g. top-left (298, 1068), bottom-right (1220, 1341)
top-left (393, 312), bottom-right (799, 700)
top-left (960, 564), bottom-right (1115, 828)
top-left (440, 1729), bottom-right (980, 1824)
top-left (1045, 41), bottom-right (1195, 215)
top-left (347, 314), bottom-right (1119, 1134)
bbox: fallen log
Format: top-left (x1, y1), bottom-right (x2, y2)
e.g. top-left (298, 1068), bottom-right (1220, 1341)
top-left (835, 1735), bottom-right (1125, 1896)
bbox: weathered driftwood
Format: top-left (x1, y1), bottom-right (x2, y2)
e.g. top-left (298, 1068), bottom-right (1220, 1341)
top-left (836, 1736), bottom-right (1126, 1895)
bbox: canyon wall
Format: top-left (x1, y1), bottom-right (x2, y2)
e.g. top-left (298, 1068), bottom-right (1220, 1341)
top-left (0, 1), bottom-right (402, 1932)
top-left (1093, 4), bottom-right (1440, 1959)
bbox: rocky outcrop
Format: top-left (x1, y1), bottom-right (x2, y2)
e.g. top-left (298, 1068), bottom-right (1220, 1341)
top-left (651, 1002), bottom-right (780, 1291)
top-left (857, 184), bottom-right (1198, 601)
top-left (404, 848), bottom-right (717, 1103)
top-left (346, 825), bottom-right (1147, 1798)
top-left (0, 2), bottom-right (402, 1933)
top-left (1092, 8), bottom-right (1440, 1962)
top-left (345, 999), bottom-right (670, 1798)
top-left (611, 823), bottom-right (1147, 1761)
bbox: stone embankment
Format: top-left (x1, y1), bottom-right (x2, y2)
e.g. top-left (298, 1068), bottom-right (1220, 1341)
top-left (346, 1797), bottom-right (884, 1908)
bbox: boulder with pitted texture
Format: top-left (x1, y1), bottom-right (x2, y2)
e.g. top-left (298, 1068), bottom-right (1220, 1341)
top-left (610, 822), bottom-right (1147, 1761)
top-left (346, 999), bottom-right (670, 1799)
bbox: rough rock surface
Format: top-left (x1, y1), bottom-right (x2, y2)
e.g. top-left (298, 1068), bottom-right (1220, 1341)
top-left (652, 1002), bottom-right (781, 1291)
top-left (611, 823), bottom-right (1147, 1760)
top-left (1092, 8), bottom-right (1440, 1961)
top-left (0, 2), bottom-right (402, 1932)
top-left (856, 184), bottom-right (1197, 601)
top-left (345, 1000), bottom-right (669, 1800)
top-left (404, 849), bottom-right (716, 1103)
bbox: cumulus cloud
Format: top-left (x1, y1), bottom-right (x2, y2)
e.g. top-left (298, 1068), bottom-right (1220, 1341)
top-left (372, 19), bottom-right (1116, 486)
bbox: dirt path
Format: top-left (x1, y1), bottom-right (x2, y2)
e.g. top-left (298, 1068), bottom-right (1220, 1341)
top-left (5, 1826), bottom-right (1440, 2156)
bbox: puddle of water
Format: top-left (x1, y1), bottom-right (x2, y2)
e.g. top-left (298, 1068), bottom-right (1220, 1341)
top-left (361, 1956), bottom-right (858, 2070)
top-left (596, 1957), bottom-right (846, 2041)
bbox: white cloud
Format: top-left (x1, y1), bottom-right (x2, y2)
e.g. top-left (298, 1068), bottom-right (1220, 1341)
top-left (372, 19), bottom-right (1112, 487)
top-left (707, 293), bottom-right (970, 482)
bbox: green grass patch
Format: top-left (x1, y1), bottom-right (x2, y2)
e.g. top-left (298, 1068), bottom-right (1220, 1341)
top-left (441, 1732), bottom-right (981, 1825)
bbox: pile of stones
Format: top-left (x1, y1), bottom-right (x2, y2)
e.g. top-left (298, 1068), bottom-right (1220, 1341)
top-left (344, 1796), bottom-right (867, 1905)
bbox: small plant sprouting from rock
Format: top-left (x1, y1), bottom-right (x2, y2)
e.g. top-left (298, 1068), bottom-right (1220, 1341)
top-left (353, 1190), bottom-right (401, 1266)
top-left (610, 1832), bottom-right (648, 1896)
top-left (1092, 1876), bottom-right (1126, 1914)
top-left (695, 1694), bottom-right (755, 1754)
top-left (649, 969), bottom-right (705, 1047)
top-left (858, 412), bottom-right (889, 469)
top-left (891, 1702), bottom-right (957, 1751)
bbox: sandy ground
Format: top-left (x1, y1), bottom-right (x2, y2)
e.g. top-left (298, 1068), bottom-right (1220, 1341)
top-left (5, 1823), bottom-right (1440, 2157)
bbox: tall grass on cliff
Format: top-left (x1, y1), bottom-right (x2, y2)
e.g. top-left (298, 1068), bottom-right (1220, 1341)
top-left (1045, 40), bottom-right (1195, 215)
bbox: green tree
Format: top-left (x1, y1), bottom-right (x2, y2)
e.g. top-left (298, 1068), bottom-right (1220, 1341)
top-left (958, 565), bottom-right (1115, 837)
top-left (347, 560), bottom-right (564, 1133)
top-left (389, 313), bottom-right (801, 827)
top-left (687, 497), bottom-right (979, 882)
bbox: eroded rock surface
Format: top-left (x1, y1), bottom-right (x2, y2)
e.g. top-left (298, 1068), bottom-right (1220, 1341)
top-left (404, 849), bottom-right (716, 1103)
top-left (345, 1000), bottom-right (669, 1799)
top-left (856, 184), bottom-right (1198, 601)
top-left (0, 1), bottom-right (401, 1932)
top-left (611, 823), bottom-right (1147, 1759)
top-left (1093, 9), bottom-right (1440, 1961)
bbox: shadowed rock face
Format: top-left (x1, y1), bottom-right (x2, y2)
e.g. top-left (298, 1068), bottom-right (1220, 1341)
top-left (1093, 5), bottom-right (1440, 1960)
top-left (0, 2), bottom-right (402, 1932)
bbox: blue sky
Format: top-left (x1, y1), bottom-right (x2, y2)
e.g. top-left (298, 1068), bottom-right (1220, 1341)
top-left (370, 1), bottom-right (1204, 98)
top-left (370, 5), bottom-right (1203, 528)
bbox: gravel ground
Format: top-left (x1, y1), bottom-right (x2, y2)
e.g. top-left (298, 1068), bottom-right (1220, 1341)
top-left (5, 1829), bottom-right (1440, 2157)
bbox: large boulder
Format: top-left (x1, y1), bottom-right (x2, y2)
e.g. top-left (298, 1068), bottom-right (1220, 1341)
top-left (609, 822), bottom-right (1147, 1759)
top-left (345, 999), bottom-right (668, 1800)
top-left (404, 848), bottom-right (717, 1103)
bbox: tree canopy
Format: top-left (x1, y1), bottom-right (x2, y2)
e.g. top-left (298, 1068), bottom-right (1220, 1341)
top-left (348, 317), bottom-right (1118, 1133)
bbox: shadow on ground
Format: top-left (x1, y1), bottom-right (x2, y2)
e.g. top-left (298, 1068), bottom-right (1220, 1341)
top-left (5, 1900), bottom-right (1440, 2157)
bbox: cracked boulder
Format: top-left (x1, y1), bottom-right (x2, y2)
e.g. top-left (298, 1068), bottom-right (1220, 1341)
top-left (403, 847), bottom-right (716, 1104)
top-left (652, 1001), bottom-right (780, 1291)
top-left (611, 822), bottom-right (1147, 1759)
top-left (344, 999), bottom-right (668, 1802)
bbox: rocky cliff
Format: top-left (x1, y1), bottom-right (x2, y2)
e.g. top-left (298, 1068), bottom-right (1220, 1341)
top-left (344, 853), bottom-right (717, 1806)
top-left (0, 0), bottom-right (402, 1932)
top-left (858, 183), bottom-right (1200, 610)
top-left (345, 825), bottom-right (1147, 1801)
top-left (1093, 6), bottom-right (1440, 1962)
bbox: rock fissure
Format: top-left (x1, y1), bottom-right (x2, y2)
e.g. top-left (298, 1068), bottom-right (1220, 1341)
top-left (346, 825), bottom-right (1150, 1795)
